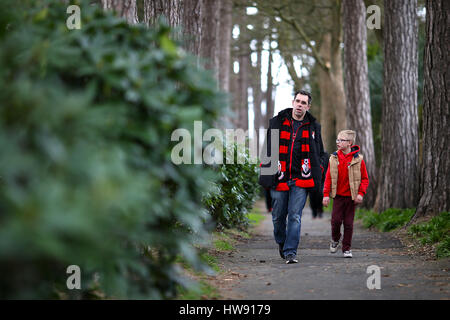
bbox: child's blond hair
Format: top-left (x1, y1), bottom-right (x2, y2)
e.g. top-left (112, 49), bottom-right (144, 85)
top-left (338, 130), bottom-right (356, 145)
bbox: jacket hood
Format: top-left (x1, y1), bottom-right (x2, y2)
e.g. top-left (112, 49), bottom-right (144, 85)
top-left (334, 145), bottom-right (361, 158)
top-left (276, 108), bottom-right (317, 123)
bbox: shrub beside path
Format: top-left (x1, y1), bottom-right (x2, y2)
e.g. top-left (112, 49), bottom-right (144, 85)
top-left (211, 201), bottom-right (450, 300)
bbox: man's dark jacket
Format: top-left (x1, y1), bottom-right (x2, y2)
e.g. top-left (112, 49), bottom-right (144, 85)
top-left (259, 108), bottom-right (328, 193)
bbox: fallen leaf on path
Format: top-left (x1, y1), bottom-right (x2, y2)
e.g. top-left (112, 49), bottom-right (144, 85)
top-left (397, 283), bottom-right (413, 287)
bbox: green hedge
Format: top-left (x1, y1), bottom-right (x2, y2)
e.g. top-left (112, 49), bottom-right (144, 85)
top-left (0, 0), bottom-right (222, 299)
top-left (203, 144), bottom-right (260, 230)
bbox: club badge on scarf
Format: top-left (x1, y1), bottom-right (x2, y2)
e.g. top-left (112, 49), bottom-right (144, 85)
top-left (301, 158), bottom-right (311, 178)
top-left (278, 161), bottom-right (284, 180)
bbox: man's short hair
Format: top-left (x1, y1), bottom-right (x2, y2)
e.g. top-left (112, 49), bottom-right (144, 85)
top-left (338, 130), bottom-right (356, 144)
top-left (294, 90), bottom-right (312, 105)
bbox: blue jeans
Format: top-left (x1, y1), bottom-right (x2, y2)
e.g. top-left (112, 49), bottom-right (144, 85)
top-left (270, 180), bottom-right (308, 257)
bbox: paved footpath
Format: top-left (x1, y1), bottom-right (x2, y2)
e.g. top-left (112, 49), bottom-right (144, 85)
top-left (213, 201), bottom-right (450, 300)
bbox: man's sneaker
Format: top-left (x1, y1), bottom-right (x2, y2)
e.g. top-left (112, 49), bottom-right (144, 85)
top-left (285, 254), bottom-right (298, 264)
top-left (330, 241), bottom-right (339, 253)
top-left (344, 250), bottom-right (353, 258)
top-left (278, 243), bottom-right (285, 259)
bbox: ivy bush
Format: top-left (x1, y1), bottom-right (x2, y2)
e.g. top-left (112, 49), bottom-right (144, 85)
top-left (203, 144), bottom-right (260, 230)
top-left (409, 212), bottom-right (450, 259)
top-left (0, 0), bottom-right (222, 299)
top-left (356, 208), bottom-right (415, 232)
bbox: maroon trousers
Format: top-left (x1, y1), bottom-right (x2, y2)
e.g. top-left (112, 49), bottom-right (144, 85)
top-left (331, 195), bottom-right (356, 252)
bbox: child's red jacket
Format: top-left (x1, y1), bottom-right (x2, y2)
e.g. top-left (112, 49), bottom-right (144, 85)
top-left (323, 145), bottom-right (369, 198)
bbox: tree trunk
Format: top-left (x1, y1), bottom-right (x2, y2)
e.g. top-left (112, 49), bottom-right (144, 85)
top-left (412, 0), bottom-right (450, 219)
top-left (329, 0), bottom-right (347, 135)
top-left (102, 0), bottom-right (138, 24)
top-left (264, 46), bottom-right (274, 127)
top-left (285, 54), bottom-right (304, 91)
top-left (275, 0), bottom-right (346, 151)
top-left (218, 0), bottom-right (232, 92)
top-left (375, 0), bottom-right (419, 212)
top-left (277, 26), bottom-right (305, 91)
top-left (330, 45), bottom-right (347, 134)
top-left (343, 0), bottom-right (377, 208)
top-left (142, 0), bottom-right (200, 55)
top-left (181, 0), bottom-right (203, 57)
top-left (229, 67), bottom-right (240, 128)
top-left (200, 0), bottom-right (220, 77)
top-left (252, 41), bottom-right (263, 147)
top-left (318, 33), bottom-right (336, 153)
top-left (142, 0), bottom-right (182, 27)
top-left (238, 51), bottom-right (249, 131)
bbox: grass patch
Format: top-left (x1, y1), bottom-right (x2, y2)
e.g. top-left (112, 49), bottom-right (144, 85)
top-left (176, 206), bottom-right (266, 300)
top-left (408, 212), bottom-right (450, 259)
top-left (214, 239), bottom-right (234, 251)
top-left (199, 251), bottom-right (221, 273)
top-left (248, 212), bottom-right (265, 226)
top-left (356, 209), bottom-right (450, 259)
top-left (213, 225), bottom-right (255, 252)
top-left (225, 228), bottom-right (251, 239)
top-left (175, 248), bottom-right (221, 275)
top-left (213, 231), bottom-right (235, 251)
top-left (177, 280), bottom-right (221, 300)
top-left (175, 248), bottom-right (223, 300)
top-left (355, 208), bottom-right (415, 232)
top-left (246, 205), bottom-right (266, 227)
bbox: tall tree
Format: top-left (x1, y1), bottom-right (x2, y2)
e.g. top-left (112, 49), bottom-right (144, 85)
top-left (327, 0), bottom-right (347, 136)
top-left (142, 0), bottom-right (182, 26)
top-left (264, 43), bottom-right (275, 127)
top-left (141, 1), bottom-right (204, 58)
top-left (101, 0), bottom-right (138, 24)
top-left (200, 0), bottom-right (220, 75)
top-left (237, 48), bottom-right (250, 130)
top-left (412, 0), bottom-right (450, 219)
top-left (181, 0), bottom-right (203, 57)
top-left (375, 0), bottom-right (419, 212)
top-left (252, 40), bottom-right (264, 146)
top-left (277, 26), bottom-right (306, 91)
top-left (317, 33), bottom-right (336, 153)
top-left (139, 0), bottom-right (222, 77)
top-left (273, 0), bottom-right (347, 152)
top-left (230, 2), bottom-right (252, 130)
top-left (343, 0), bottom-right (377, 207)
top-left (218, 0), bottom-right (233, 92)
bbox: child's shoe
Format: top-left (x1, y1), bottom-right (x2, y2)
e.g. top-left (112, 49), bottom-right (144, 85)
top-left (330, 241), bottom-right (339, 253)
top-left (343, 250), bottom-right (353, 258)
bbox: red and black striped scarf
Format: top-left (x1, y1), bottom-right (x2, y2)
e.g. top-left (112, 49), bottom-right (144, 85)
top-left (276, 117), bottom-right (315, 191)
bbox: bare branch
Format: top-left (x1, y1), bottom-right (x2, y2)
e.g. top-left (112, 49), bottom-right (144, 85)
top-left (275, 8), bottom-right (330, 72)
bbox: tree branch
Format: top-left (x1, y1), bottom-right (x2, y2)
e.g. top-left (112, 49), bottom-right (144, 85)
top-left (275, 8), bottom-right (330, 72)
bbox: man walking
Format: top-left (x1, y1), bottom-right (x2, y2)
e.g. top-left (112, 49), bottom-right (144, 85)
top-left (259, 90), bottom-right (326, 264)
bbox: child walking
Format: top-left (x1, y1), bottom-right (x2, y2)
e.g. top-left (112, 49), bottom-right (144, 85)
top-left (322, 130), bottom-right (369, 258)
